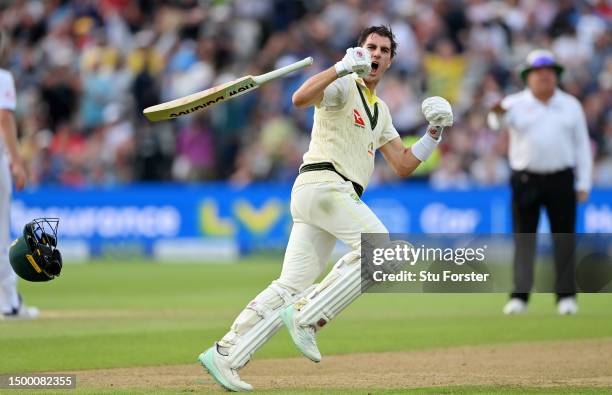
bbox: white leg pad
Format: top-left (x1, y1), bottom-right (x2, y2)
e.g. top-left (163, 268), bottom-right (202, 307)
top-left (294, 250), bottom-right (363, 329)
top-left (219, 282), bottom-right (308, 369)
top-left (293, 240), bottom-right (411, 329)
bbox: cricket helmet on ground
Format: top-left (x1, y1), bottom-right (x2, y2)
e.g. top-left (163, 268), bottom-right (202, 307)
top-left (9, 218), bottom-right (62, 282)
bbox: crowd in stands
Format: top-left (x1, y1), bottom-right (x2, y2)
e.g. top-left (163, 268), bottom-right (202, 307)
top-left (2, 0), bottom-right (611, 188)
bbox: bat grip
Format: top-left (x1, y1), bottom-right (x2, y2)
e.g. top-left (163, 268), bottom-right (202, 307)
top-left (253, 57), bottom-right (314, 84)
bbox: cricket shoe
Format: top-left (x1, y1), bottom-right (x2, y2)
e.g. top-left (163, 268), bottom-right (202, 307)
top-left (557, 297), bottom-right (578, 315)
top-left (3, 304), bottom-right (40, 320)
top-left (280, 305), bottom-right (321, 363)
top-left (198, 344), bottom-right (252, 392)
top-left (503, 298), bottom-right (527, 315)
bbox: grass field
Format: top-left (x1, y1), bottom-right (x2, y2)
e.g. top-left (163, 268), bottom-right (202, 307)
top-left (1, 259), bottom-right (611, 393)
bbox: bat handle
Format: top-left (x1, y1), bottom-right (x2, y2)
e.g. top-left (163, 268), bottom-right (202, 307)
top-left (253, 57), bottom-right (314, 84)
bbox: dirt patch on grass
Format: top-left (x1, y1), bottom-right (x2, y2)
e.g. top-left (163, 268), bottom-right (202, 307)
top-left (68, 338), bottom-right (612, 392)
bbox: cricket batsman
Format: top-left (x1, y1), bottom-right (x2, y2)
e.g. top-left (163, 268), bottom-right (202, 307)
top-left (198, 25), bottom-right (454, 391)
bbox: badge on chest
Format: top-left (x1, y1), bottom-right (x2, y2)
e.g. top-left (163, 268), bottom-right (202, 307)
top-left (353, 109), bottom-right (365, 128)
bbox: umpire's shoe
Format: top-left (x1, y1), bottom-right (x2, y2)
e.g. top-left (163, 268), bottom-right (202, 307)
top-left (557, 297), bottom-right (578, 315)
top-left (198, 344), bottom-right (253, 392)
top-left (280, 305), bottom-right (321, 362)
top-left (503, 297), bottom-right (527, 315)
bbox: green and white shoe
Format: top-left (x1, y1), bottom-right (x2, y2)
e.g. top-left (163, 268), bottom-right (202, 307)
top-left (198, 344), bottom-right (253, 392)
top-left (280, 305), bottom-right (321, 362)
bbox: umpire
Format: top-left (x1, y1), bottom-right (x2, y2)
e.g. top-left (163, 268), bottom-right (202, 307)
top-left (489, 49), bottom-right (593, 315)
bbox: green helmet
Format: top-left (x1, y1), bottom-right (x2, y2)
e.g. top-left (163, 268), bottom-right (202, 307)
top-left (9, 218), bottom-right (62, 282)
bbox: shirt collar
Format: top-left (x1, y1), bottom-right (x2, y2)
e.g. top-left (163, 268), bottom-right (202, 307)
top-left (354, 75), bottom-right (378, 105)
top-left (550, 89), bottom-right (563, 104)
top-left (527, 88), bottom-right (562, 106)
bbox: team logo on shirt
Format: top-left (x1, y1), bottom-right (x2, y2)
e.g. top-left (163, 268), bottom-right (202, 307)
top-left (353, 109), bottom-right (365, 128)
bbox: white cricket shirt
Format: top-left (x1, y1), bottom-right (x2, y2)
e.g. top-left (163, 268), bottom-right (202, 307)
top-left (0, 69), bottom-right (17, 157)
top-left (297, 74), bottom-right (399, 191)
top-left (502, 88), bottom-right (593, 191)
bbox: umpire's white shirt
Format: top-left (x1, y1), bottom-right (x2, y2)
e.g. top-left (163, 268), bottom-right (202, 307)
top-left (502, 88), bottom-right (593, 191)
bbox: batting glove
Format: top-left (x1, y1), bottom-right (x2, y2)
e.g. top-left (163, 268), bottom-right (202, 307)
top-left (335, 47), bottom-right (372, 78)
top-left (422, 96), bottom-right (454, 129)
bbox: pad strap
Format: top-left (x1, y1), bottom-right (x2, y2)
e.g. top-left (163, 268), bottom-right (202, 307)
top-left (226, 283), bottom-right (313, 369)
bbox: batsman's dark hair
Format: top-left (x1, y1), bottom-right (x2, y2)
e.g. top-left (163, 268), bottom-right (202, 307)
top-left (358, 25), bottom-right (397, 58)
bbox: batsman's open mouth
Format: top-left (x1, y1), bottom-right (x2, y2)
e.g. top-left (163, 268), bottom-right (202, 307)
top-left (370, 61), bottom-right (380, 76)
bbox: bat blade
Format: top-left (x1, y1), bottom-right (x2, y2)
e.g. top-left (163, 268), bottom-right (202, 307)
top-left (143, 76), bottom-right (258, 122)
top-left (143, 57), bottom-right (313, 122)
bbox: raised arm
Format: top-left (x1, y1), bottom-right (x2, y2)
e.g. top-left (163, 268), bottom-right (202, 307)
top-left (292, 48), bottom-right (372, 109)
top-left (292, 67), bottom-right (339, 109)
top-left (379, 135), bottom-right (423, 177)
top-left (380, 97), bottom-right (453, 178)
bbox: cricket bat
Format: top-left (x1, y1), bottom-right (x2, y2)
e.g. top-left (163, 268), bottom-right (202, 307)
top-left (143, 57), bottom-right (314, 122)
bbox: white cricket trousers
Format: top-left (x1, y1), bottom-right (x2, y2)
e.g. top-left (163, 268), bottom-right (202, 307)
top-left (275, 178), bottom-right (388, 293)
top-left (0, 153), bottom-right (18, 313)
top-left (216, 176), bottom-right (388, 362)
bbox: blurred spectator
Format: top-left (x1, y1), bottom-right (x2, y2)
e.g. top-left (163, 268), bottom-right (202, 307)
top-left (172, 113), bottom-right (215, 181)
top-left (423, 38), bottom-right (466, 104)
top-left (79, 59), bottom-right (115, 131)
top-left (99, 103), bottom-right (134, 183)
top-left (470, 151), bottom-right (511, 186)
top-left (49, 122), bottom-right (87, 186)
top-left (39, 65), bottom-right (78, 132)
top-left (0, 0), bottom-right (609, 188)
top-left (431, 152), bottom-right (471, 190)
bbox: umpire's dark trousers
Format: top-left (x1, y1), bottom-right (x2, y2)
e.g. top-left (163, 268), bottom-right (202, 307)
top-left (510, 168), bottom-right (577, 301)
